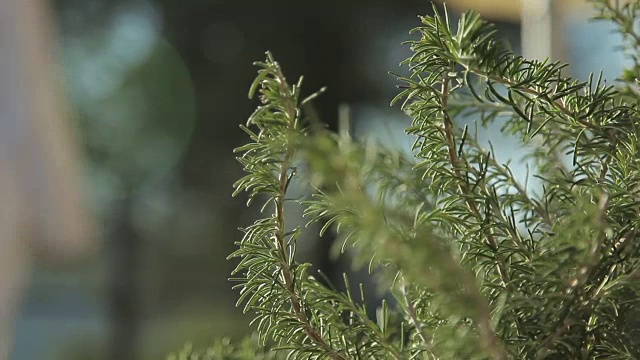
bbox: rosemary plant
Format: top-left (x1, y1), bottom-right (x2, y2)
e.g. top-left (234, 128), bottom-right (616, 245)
top-left (171, 1), bottom-right (640, 358)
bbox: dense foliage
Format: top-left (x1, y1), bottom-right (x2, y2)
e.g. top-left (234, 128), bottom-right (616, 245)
top-left (171, 1), bottom-right (640, 358)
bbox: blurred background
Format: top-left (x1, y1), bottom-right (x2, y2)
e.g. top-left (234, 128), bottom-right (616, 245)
top-left (2, 0), bottom-right (630, 359)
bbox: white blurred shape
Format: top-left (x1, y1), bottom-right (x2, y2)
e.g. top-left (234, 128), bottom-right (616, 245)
top-left (0, 0), bottom-right (96, 357)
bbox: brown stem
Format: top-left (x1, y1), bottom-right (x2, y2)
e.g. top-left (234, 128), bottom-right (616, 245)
top-left (400, 280), bottom-right (432, 349)
top-left (440, 75), bottom-right (509, 359)
top-left (440, 75), bottom-right (511, 286)
top-left (272, 65), bottom-right (348, 360)
top-left (535, 193), bottom-right (610, 358)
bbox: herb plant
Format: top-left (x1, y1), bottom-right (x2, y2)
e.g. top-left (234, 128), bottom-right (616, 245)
top-left (171, 1), bottom-right (640, 358)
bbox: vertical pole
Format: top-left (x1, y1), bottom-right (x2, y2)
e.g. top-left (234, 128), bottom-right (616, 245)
top-left (521, 0), bottom-right (558, 61)
top-left (338, 103), bottom-right (353, 139)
